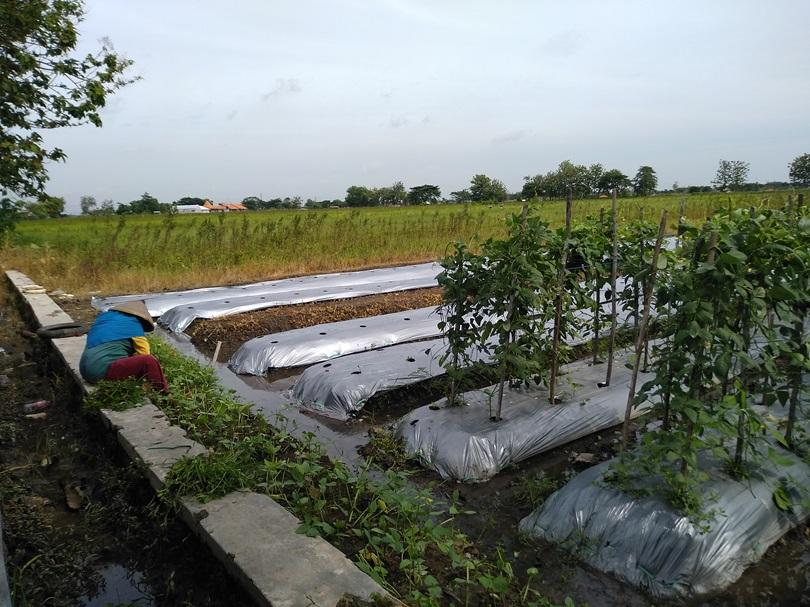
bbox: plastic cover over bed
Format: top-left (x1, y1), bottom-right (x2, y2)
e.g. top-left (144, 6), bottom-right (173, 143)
top-left (92, 262), bottom-right (440, 331)
top-left (519, 433), bottom-right (810, 600)
top-left (291, 338), bottom-right (494, 420)
top-left (291, 284), bottom-right (638, 418)
top-left (228, 306), bottom-right (444, 374)
top-left (395, 350), bottom-right (653, 482)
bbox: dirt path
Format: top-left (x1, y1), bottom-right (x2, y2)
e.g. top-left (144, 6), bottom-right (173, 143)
top-left (187, 287), bottom-right (443, 361)
top-left (0, 284), bottom-right (253, 606)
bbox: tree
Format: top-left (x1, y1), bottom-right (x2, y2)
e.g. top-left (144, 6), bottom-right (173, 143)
top-left (80, 195), bottom-right (97, 215)
top-left (0, 198), bottom-right (23, 245)
top-left (598, 169), bottom-right (630, 194)
top-left (344, 185), bottom-right (376, 207)
top-left (633, 166), bottom-right (658, 196)
top-left (469, 174), bottom-right (508, 202)
top-left (788, 153), bottom-right (810, 187)
top-left (98, 199), bottom-right (116, 214)
top-left (26, 195), bottom-right (64, 218)
top-left (450, 189), bottom-right (471, 203)
top-left (0, 0), bottom-right (135, 198)
top-left (407, 184), bottom-right (441, 205)
top-left (376, 181), bottom-right (407, 206)
top-left (712, 160), bottom-right (749, 191)
top-left (117, 192), bottom-right (160, 214)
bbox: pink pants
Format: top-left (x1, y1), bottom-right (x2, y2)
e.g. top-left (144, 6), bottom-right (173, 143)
top-left (105, 355), bottom-right (170, 393)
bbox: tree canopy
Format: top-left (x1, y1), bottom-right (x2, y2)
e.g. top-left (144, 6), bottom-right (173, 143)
top-left (469, 174), bottom-right (508, 202)
top-left (0, 0), bottom-right (136, 197)
top-left (633, 166), bottom-right (658, 196)
top-left (788, 153), bottom-right (810, 187)
top-left (712, 160), bottom-right (750, 191)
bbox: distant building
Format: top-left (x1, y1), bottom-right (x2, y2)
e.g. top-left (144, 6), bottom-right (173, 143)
top-left (221, 202), bottom-right (248, 211)
top-left (202, 200), bottom-right (248, 212)
top-left (176, 204), bottom-right (210, 214)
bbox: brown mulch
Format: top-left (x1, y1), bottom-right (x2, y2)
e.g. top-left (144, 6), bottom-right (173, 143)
top-left (187, 287), bottom-right (443, 361)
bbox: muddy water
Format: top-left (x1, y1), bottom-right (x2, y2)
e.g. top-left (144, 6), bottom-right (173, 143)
top-left (82, 564), bottom-right (152, 606)
top-left (165, 328), bottom-right (810, 607)
top-left (159, 328), bottom-right (374, 466)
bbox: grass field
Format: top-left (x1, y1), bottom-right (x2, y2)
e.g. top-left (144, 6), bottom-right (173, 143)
top-left (0, 191), bottom-right (803, 295)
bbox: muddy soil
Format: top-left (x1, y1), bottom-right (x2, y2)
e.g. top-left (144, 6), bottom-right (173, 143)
top-left (187, 287), bottom-right (443, 361)
top-left (0, 285), bottom-right (254, 606)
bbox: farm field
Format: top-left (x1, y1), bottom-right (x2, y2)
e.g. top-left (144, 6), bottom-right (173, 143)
top-left (55, 195), bottom-right (808, 606)
top-left (2, 190), bottom-right (804, 296)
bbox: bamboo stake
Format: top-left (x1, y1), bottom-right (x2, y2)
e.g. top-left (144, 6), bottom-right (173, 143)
top-left (592, 208), bottom-right (607, 364)
top-left (786, 316), bottom-right (804, 449)
top-left (599, 189), bottom-right (619, 387)
top-left (621, 212), bottom-right (668, 449)
top-left (494, 203), bottom-right (528, 421)
top-left (549, 190), bottom-right (572, 403)
top-left (211, 340), bottom-right (222, 366)
top-left (680, 231), bottom-right (718, 472)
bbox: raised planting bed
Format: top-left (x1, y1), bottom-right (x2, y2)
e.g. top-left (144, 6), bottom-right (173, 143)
top-left (395, 348), bottom-right (654, 482)
top-left (93, 261), bottom-right (441, 332)
top-left (188, 287), bottom-right (442, 360)
top-left (229, 305), bottom-right (444, 374)
top-left (519, 432), bottom-right (810, 600)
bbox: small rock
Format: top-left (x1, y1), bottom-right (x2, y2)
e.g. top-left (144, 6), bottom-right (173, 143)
top-left (573, 452), bottom-right (596, 464)
top-left (64, 481), bottom-right (87, 511)
top-left (0, 375), bottom-right (9, 388)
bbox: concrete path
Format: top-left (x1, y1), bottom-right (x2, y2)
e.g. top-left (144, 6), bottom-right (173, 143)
top-left (5, 270), bottom-right (390, 607)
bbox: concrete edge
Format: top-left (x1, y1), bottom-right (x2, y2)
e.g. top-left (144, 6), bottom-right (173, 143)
top-left (4, 270), bottom-right (392, 607)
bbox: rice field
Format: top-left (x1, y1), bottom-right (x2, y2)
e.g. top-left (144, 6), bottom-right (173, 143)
top-left (0, 191), bottom-right (801, 295)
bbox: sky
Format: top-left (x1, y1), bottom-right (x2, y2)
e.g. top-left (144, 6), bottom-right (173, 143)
top-left (41, 0), bottom-right (810, 213)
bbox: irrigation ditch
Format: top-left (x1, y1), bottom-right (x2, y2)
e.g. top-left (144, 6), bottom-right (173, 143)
top-left (4, 196), bottom-right (809, 606)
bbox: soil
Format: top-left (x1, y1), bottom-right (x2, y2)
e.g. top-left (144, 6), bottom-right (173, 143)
top-left (0, 283), bottom-right (254, 606)
top-left (186, 287), bottom-right (443, 361)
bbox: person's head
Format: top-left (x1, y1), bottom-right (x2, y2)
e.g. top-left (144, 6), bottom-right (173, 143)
top-left (109, 300), bottom-right (155, 332)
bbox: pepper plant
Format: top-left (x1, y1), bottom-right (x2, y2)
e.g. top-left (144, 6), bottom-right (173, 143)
top-left (609, 206), bottom-right (810, 525)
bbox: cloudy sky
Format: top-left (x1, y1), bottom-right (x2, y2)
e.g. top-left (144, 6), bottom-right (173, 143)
top-left (43, 0), bottom-right (810, 213)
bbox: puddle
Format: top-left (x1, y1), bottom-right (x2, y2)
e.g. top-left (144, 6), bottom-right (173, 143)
top-left (159, 329), bottom-right (371, 466)
top-left (81, 564), bottom-right (153, 606)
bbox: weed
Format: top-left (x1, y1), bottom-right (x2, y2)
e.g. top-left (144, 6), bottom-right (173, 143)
top-left (514, 473), bottom-right (561, 510)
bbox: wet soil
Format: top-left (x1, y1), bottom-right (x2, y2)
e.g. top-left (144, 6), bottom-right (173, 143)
top-left (186, 287), bottom-right (443, 361)
top-left (0, 284), bottom-right (254, 606)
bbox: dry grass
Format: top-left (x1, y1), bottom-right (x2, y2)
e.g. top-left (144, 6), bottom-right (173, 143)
top-left (0, 191), bottom-right (800, 295)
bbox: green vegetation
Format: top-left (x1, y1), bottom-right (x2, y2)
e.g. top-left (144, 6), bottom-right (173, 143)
top-left (436, 195), bottom-right (809, 527)
top-left (607, 205), bottom-right (810, 525)
top-left (1, 192), bottom-right (801, 296)
top-left (98, 338), bottom-right (569, 606)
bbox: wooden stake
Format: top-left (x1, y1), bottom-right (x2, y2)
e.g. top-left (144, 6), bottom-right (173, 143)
top-left (494, 203), bottom-right (528, 421)
top-left (549, 190), bottom-right (572, 404)
top-left (600, 189), bottom-right (619, 387)
top-left (592, 207), bottom-right (607, 365)
top-left (211, 340), bottom-right (222, 366)
top-left (621, 212), bottom-right (668, 449)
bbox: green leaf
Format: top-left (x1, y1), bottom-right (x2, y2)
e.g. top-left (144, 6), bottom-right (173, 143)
top-left (772, 485), bottom-right (792, 512)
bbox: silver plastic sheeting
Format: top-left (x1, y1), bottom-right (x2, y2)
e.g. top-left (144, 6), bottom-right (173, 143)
top-left (519, 441), bottom-right (810, 600)
top-left (92, 261), bottom-right (440, 316)
top-left (292, 338), bottom-right (494, 421)
top-left (229, 306), bottom-right (443, 374)
top-left (395, 351), bottom-right (653, 482)
top-left (160, 273), bottom-right (440, 333)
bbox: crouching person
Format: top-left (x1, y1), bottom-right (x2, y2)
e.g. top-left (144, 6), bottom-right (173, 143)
top-left (79, 301), bottom-right (169, 394)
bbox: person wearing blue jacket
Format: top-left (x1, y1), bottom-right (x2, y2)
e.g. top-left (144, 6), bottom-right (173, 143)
top-left (80, 300), bottom-right (169, 393)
